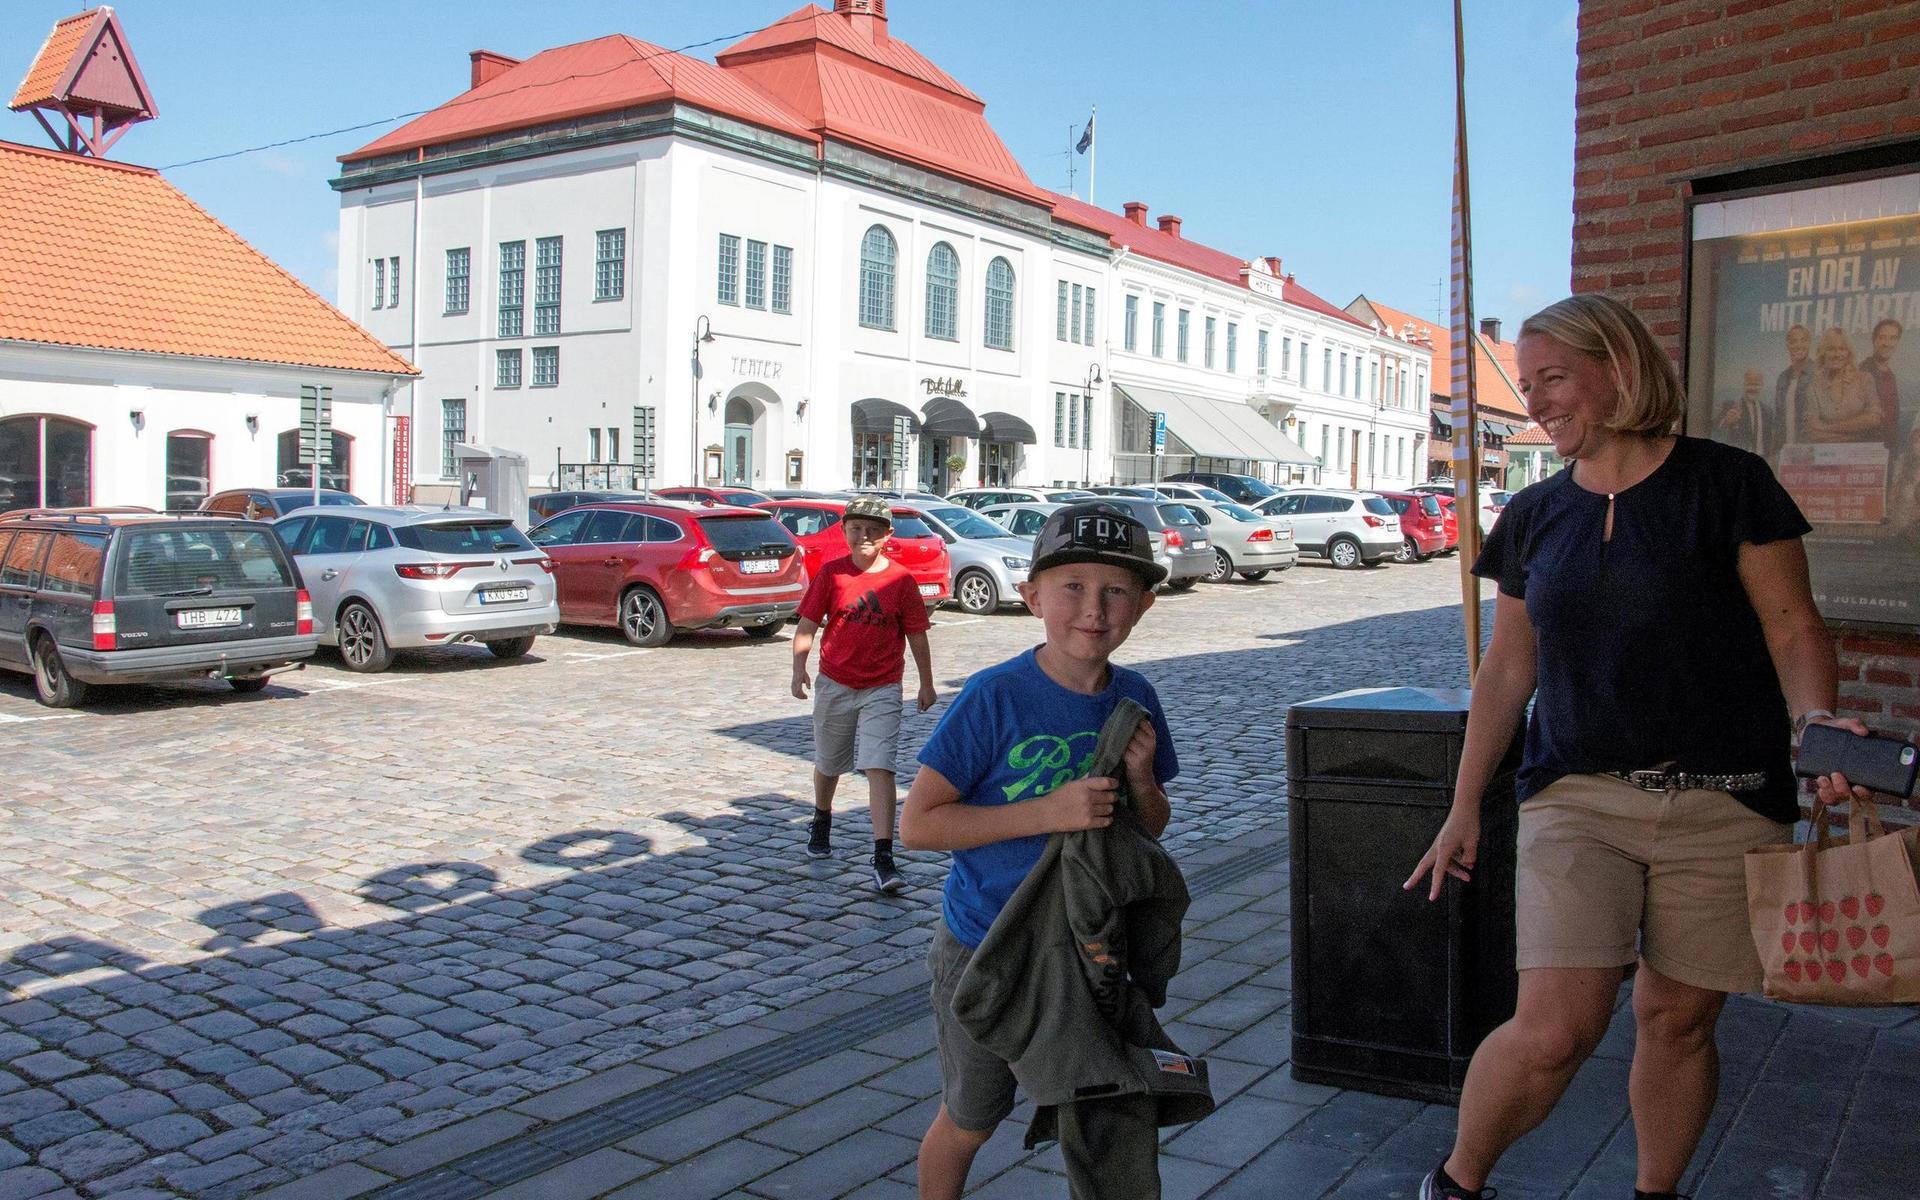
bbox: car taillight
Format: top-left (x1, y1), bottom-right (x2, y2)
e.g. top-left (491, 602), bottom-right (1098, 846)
top-left (295, 590), bottom-right (314, 636)
top-left (1248, 528), bottom-right (1273, 542)
top-left (513, 555), bottom-right (556, 574)
top-left (1164, 529), bottom-right (1184, 548)
top-left (91, 601), bottom-right (116, 651)
top-left (1362, 515), bottom-right (1387, 528)
top-left (679, 545), bottom-right (718, 571)
top-left (395, 561), bottom-right (479, 579)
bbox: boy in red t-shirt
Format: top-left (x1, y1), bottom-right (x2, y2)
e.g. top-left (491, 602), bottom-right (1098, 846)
top-left (791, 496), bottom-right (936, 892)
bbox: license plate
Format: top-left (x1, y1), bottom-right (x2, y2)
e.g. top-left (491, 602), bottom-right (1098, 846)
top-left (739, 558), bottom-right (780, 575)
top-left (1193, 540), bottom-right (1209, 549)
top-left (177, 607), bottom-right (241, 629)
top-left (918, 583), bottom-right (940, 597)
top-left (481, 586), bottom-right (530, 604)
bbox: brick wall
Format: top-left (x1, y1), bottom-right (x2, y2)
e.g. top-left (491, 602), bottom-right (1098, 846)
top-left (1571, 0), bottom-right (1920, 809)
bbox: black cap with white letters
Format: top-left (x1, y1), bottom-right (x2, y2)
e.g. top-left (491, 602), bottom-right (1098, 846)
top-left (1028, 502), bottom-right (1168, 587)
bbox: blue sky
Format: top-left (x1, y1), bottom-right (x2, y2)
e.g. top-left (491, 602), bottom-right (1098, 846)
top-left (2, 1), bottom-right (1575, 326)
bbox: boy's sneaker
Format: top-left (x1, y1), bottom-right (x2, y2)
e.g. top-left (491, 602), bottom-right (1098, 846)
top-left (872, 849), bottom-right (906, 894)
top-left (1419, 1163), bottom-right (1496, 1200)
top-left (806, 812), bottom-right (831, 859)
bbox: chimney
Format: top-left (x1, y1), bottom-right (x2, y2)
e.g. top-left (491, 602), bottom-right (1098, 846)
top-left (1264, 256), bottom-right (1283, 277)
top-left (1479, 316), bottom-right (1502, 343)
top-left (833, 0), bottom-right (889, 44)
top-left (469, 49), bottom-right (520, 89)
top-left (1123, 201), bottom-right (1149, 227)
top-left (1156, 214), bottom-right (1182, 239)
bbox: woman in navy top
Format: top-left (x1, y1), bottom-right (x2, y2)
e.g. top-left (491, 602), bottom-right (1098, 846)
top-left (1404, 296), bottom-right (1872, 1200)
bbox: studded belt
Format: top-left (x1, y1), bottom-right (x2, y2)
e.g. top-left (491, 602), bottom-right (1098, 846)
top-left (1605, 767), bottom-right (1767, 793)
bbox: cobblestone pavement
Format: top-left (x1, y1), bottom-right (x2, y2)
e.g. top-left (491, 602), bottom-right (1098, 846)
top-left (0, 561), bottom-right (1911, 1199)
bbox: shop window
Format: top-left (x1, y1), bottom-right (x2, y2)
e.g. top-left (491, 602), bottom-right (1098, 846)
top-left (0, 415), bottom-right (92, 512)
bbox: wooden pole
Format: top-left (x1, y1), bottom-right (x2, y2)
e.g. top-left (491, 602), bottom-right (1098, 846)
top-left (1451, 0), bottom-right (1483, 679)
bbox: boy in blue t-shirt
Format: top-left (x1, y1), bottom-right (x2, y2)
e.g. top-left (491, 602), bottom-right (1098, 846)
top-left (899, 503), bottom-right (1179, 1200)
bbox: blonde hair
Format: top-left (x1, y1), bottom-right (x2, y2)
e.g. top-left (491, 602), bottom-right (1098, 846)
top-left (1517, 295), bottom-right (1684, 434)
top-left (1814, 326), bottom-right (1860, 389)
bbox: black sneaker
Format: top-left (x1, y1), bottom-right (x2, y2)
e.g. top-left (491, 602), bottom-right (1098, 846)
top-left (1420, 1164), bottom-right (1496, 1200)
top-left (806, 812), bottom-right (831, 859)
top-left (872, 851), bottom-right (905, 894)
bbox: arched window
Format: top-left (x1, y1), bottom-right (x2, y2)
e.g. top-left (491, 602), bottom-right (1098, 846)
top-left (165, 431), bottom-right (213, 511)
top-left (276, 429), bottom-right (354, 494)
top-left (924, 242), bottom-right (958, 340)
top-left (0, 414), bottom-right (92, 511)
top-left (858, 225), bottom-right (897, 331)
top-left (983, 257), bottom-right (1015, 351)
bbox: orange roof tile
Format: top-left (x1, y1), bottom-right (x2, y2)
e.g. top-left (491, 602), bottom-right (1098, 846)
top-left (10, 10), bottom-right (96, 110)
top-left (722, 4), bottom-right (979, 102)
top-left (344, 34), bottom-right (816, 162)
top-left (1505, 422), bottom-right (1553, 446)
top-left (0, 141), bottom-right (415, 376)
top-left (1472, 331), bottom-right (1529, 421)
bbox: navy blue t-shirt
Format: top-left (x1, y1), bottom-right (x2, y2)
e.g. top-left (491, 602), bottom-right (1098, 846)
top-left (1473, 436), bottom-right (1811, 823)
top-left (918, 648), bottom-right (1179, 947)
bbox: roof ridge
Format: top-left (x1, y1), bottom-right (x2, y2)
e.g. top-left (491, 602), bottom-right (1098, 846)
top-left (0, 137), bottom-right (156, 175)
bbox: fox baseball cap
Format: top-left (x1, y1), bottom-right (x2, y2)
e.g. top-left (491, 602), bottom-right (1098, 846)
top-left (843, 496), bottom-right (893, 526)
top-left (1029, 502), bottom-right (1168, 586)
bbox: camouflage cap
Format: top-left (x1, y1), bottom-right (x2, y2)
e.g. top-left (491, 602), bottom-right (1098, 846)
top-left (1029, 502), bottom-right (1168, 586)
top-left (843, 495), bottom-right (893, 526)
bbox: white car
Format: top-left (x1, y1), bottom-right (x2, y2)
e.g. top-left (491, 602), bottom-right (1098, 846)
top-left (945, 486), bottom-right (1098, 510)
top-left (1253, 489), bottom-right (1401, 568)
top-left (1413, 481), bottom-right (1510, 533)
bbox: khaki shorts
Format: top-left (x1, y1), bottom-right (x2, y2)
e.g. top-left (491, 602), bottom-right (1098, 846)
top-left (928, 924), bottom-right (1017, 1132)
top-left (811, 676), bottom-right (902, 777)
top-left (1517, 773), bottom-right (1793, 994)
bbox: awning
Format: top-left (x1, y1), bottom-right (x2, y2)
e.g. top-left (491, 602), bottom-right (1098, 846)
top-left (979, 410), bottom-right (1037, 445)
top-left (921, 396), bottom-right (982, 438)
top-left (851, 397), bottom-right (921, 434)
top-left (1114, 383), bottom-right (1317, 466)
top-left (1432, 413), bottom-right (1453, 438)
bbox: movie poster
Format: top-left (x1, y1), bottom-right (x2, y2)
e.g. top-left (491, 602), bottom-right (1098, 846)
top-left (1689, 204), bottom-right (1920, 628)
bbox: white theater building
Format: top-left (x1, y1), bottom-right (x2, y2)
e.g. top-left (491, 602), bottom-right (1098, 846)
top-left (334, 0), bottom-right (1425, 498)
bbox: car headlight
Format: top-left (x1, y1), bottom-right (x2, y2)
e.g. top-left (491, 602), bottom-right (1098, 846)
top-left (1001, 557), bottom-right (1030, 571)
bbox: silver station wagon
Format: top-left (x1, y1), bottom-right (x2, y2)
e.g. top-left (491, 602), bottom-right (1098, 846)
top-left (274, 506), bottom-right (558, 672)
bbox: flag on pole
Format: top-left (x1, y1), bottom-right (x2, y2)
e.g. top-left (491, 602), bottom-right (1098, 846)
top-left (1450, 0), bottom-right (1484, 678)
top-left (1075, 112), bottom-right (1094, 154)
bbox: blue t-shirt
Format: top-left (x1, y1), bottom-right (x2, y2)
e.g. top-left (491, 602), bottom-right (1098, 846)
top-left (918, 648), bottom-right (1178, 948)
top-left (1473, 436), bottom-right (1811, 822)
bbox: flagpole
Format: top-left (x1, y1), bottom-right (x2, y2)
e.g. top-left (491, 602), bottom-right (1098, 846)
top-left (1451, 0), bottom-right (1483, 679)
top-left (1088, 105), bottom-right (1097, 207)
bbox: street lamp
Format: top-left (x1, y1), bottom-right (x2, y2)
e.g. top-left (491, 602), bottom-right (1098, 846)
top-left (1083, 363), bottom-right (1103, 487)
top-left (691, 315), bottom-right (715, 483)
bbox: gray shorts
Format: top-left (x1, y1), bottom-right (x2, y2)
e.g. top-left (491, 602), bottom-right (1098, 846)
top-left (928, 923), bottom-right (1017, 1132)
top-left (811, 676), bottom-right (903, 777)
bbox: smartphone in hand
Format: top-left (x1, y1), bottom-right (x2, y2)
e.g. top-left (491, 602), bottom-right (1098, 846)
top-left (1795, 724), bottom-right (1920, 798)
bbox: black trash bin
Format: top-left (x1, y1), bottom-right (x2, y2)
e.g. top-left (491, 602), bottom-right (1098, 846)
top-left (1287, 686), bottom-right (1519, 1103)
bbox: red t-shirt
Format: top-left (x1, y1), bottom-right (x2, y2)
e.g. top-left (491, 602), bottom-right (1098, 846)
top-left (798, 556), bottom-right (931, 689)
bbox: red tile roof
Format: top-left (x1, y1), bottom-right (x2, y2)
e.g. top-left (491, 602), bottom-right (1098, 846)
top-left (9, 9), bottom-right (95, 109)
top-left (1505, 422), bottom-right (1553, 446)
top-left (1472, 331), bottom-right (1529, 422)
top-left (717, 5), bottom-right (1042, 203)
top-left (0, 141), bottom-right (415, 376)
top-left (343, 34), bottom-right (817, 162)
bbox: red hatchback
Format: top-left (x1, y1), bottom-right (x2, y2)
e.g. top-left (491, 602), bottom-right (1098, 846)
top-left (754, 498), bottom-right (951, 605)
top-left (1378, 491), bottom-right (1450, 563)
top-left (1432, 495), bottom-right (1461, 554)
top-left (529, 501), bottom-right (803, 646)
top-left (655, 486), bottom-right (773, 508)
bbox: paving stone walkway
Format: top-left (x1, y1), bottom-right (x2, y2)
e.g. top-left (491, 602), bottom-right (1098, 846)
top-left (0, 563), bottom-right (1912, 1198)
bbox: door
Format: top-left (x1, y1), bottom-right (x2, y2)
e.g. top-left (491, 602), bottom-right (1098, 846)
top-left (724, 424), bottom-right (753, 486)
top-left (298, 515), bottom-right (368, 638)
top-left (920, 436), bottom-right (950, 495)
top-left (575, 509), bottom-right (645, 624)
top-left (0, 531), bottom-right (45, 667)
top-left (529, 509), bottom-right (595, 620)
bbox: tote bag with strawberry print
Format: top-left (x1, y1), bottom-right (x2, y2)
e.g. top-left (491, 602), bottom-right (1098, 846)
top-left (1746, 797), bottom-right (1920, 1005)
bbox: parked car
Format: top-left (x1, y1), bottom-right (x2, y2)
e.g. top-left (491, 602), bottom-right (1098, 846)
top-left (201, 488), bottom-right (364, 522)
top-left (274, 506), bottom-right (557, 672)
top-left (1088, 485), bottom-right (1163, 499)
top-left (1150, 482), bottom-right (1239, 508)
top-left (530, 501), bottom-right (802, 646)
top-left (754, 498), bottom-right (951, 604)
top-left (945, 486), bottom-right (1098, 510)
top-left (763, 489), bottom-right (834, 500)
top-left (1432, 494), bottom-right (1460, 554)
top-left (1044, 496), bottom-right (1211, 590)
top-left (977, 501), bottom-right (1064, 539)
top-left (0, 510), bottom-right (316, 706)
top-left (841, 487), bottom-right (947, 503)
top-left (906, 503), bottom-right (1033, 615)
top-left (1179, 501), bottom-right (1298, 582)
top-left (1378, 490), bottom-right (1450, 563)
top-left (528, 490), bottom-right (651, 525)
top-left (655, 485), bottom-right (774, 508)
top-left (1412, 482), bottom-right (1510, 533)
top-left (1252, 489), bottom-right (1401, 568)
top-left (1163, 472), bottom-right (1282, 506)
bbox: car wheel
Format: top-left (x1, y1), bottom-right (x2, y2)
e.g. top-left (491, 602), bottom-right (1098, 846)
top-left (741, 621), bottom-right (782, 640)
top-left (1205, 549), bottom-right (1233, 584)
top-left (619, 586), bottom-right (673, 648)
top-left (485, 635), bottom-right (536, 659)
top-left (336, 601), bottom-right (395, 673)
top-left (1238, 570), bottom-right (1270, 581)
top-left (954, 569), bottom-right (997, 615)
top-left (1164, 577), bottom-right (1198, 591)
top-left (1328, 536), bottom-right (1362, 569)
top-left (29, 634), bottom-right (89, 708)
top-left (228, 675), bottom-right (270, 693)
top-left (1395, 537), bottom-right (1420, 564)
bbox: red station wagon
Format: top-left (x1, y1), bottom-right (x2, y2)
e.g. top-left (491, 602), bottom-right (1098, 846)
top-left (1377, 491), bottom-right (1451, 563)
top-left (654, 486), bottom-right (774, 508)
top-left (753, 499), bottom-right (952, 605)
top-left (529, 501), bottom-right (803, 646)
